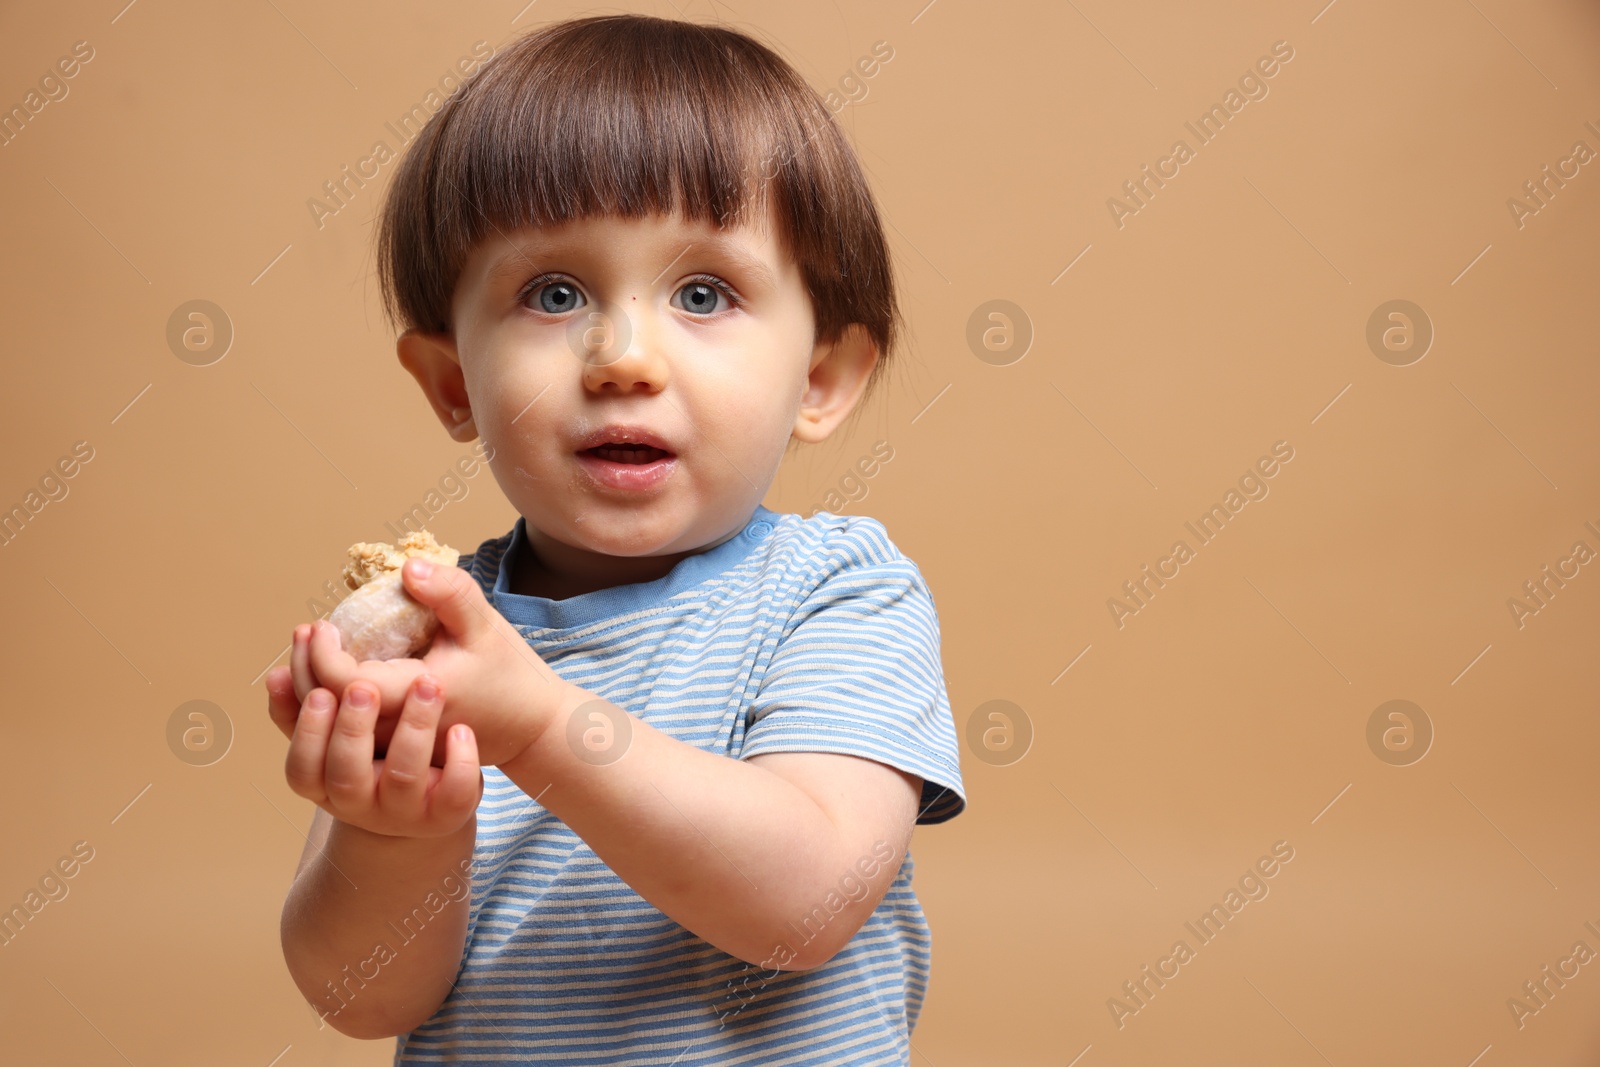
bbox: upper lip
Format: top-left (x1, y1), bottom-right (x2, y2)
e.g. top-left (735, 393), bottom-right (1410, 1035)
top-left (574, 424), bottom-right (676, 454)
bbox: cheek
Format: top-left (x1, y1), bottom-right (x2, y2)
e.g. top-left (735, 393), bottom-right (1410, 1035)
top-left (685, 317), bottom-right (807, 402)
top-left (703, 379), bottom-right (785, 444)
top-left (683, 361), bottom-right (799, 468)
top-left (469, 340), bottom-right (558, 435)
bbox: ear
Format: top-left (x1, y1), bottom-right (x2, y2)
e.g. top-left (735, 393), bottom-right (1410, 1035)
top-left (397, 329), bottom-right (476, 442)
top-left (792, 323), bottom-right (879, 445)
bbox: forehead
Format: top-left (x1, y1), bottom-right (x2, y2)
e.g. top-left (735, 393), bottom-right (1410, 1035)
top-left (471, 208), bottom-right (788, 290)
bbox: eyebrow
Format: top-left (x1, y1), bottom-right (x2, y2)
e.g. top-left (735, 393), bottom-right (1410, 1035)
top-left (485, 233), bottom-right (777, 292)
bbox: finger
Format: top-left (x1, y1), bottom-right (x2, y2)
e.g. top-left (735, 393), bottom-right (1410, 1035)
top-left (376, 676), bottom-right (445, 817)
top-left (401, 559), bottom-right (490, 645)
top-left (290, 624), bottom-right (315, 702)
top-left (429, 722), bottom-right (484, 824)
top-left (283, 688), bottom-right (338, 802)
top-left (307, 620), bottom-right (360, 696)
top-left (323, 682), bottom-right (379, 810)
top-left (265, 666), bottom-right (301, 740)
top-left (306, 654), bottom-right (425, 748)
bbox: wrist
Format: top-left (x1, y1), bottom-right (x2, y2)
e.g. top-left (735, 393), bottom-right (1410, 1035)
top-left (498, 678), bottom-right (589, 777)
top-left (331, 812), bottom-right (477, 849)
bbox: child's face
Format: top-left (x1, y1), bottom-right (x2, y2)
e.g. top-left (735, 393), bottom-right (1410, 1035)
top-left (400, 207), bottom-right (872, 564)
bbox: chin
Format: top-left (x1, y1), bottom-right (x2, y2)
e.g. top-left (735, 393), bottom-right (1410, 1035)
top-left (557, 507), bottom-right (694, 557)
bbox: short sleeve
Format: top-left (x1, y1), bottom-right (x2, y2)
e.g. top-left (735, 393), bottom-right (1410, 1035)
top-left (739, 547), bottom-right (967, 824)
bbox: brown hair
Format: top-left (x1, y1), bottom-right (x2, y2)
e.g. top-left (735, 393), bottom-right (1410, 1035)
top-left (375, 14), bottom-right (901, 409)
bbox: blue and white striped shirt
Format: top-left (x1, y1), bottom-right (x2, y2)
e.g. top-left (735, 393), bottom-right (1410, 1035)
top-left (394, 504), bottom-right (966, 1066)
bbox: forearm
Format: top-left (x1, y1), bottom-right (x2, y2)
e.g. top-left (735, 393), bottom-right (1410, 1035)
top-left (499, 684), bottom-right (880, 970)
top-left (280, 815), bottom-right (476, 1039)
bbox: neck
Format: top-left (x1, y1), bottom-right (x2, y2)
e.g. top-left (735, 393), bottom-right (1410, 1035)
top-left (510, 522), bottom-right (740, 599)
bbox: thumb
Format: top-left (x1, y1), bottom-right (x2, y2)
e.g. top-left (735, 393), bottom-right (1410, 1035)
top-left (402, 557), bottom-right (492, 643)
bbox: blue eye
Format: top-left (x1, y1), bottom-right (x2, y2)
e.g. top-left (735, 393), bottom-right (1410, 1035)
top-left (523, 276), bottom-right (586, 315)
top-left (674, 275), bottom-right (740, 316)
top-left (519, 273), bottom-right (739, 316)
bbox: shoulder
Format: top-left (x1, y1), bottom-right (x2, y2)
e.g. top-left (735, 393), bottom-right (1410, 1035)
top-left (762, 508), bottom-right (929, 588)
top-left (755, 509), bottom-right (942, 631)
top-left (456, 527), bottom-right (514, 597)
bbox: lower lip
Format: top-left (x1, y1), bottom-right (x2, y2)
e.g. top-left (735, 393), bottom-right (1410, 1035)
top-left (574, 450), bottom-right (678, 491)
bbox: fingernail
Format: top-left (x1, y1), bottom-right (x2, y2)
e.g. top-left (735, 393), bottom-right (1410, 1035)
top-left (408, 558), bottom-right (433, 579)
top-left (415, 677), bottom-right (439, 701)
top-left (309, 690), bottom-right (332, 711)
top-left (349, 687), bottom-right (373, 709)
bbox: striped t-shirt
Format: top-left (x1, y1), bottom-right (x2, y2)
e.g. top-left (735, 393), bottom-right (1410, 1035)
top-left (393, 504), bottom-right (966, 1066)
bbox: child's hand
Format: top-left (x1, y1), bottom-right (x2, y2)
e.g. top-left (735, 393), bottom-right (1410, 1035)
top-left (296, 558), bottom-right (574, 768)
top-left (270, 622), bottom-right (426, 757)
top-left (275, 674), bottom-right (483, 839)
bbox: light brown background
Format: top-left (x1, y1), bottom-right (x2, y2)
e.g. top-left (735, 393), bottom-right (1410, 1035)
top-left (2, 0), bottom-right (1597, 1063)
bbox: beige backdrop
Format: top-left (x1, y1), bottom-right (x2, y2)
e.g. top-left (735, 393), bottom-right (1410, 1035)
top-left (2, 0), bottom-right (1598, 1063)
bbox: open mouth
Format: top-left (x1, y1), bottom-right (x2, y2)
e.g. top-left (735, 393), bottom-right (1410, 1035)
top-left (582, 444), bottom-right (673, 464)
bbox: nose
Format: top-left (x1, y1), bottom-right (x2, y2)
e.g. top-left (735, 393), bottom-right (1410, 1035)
top-left (577, 301), bottom-right (668, 394)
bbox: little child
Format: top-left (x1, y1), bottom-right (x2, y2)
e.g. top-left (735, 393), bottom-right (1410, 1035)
top-left (265, 14), bottom-right (965, 1065)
